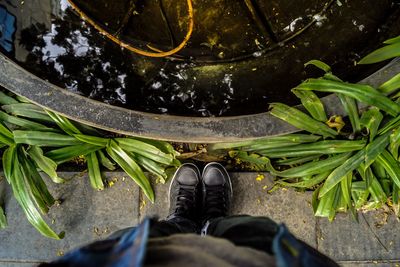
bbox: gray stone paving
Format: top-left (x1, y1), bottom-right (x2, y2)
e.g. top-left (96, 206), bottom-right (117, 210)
top-left (0, 172), bottom-right (399, 266)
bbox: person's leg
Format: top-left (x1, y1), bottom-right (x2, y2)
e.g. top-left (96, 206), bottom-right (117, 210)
top-left (200, 163), bottom-right (277, 252)
top-left (203, 215), bottom-right (278, 254)
top-left (149, 163), bottom-right (202, 237)
top-left (200, 163), bottom-right (338, 266)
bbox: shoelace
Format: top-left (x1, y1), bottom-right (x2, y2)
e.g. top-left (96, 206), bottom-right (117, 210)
top-left (204, 185), bottom-right (227, 216)
top-left (174, 184), bottom-right (196, 215)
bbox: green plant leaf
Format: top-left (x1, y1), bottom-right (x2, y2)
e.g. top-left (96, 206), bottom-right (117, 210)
top-left (315, 183), bottom-right (339, 218)
top-left (269, 103), bottom-right (337, 138)
top-left (0, 122), bottom-right (14, 145)
top-left (2, 103), bottom-right (53, 123)
top-left (135, 138), bottom-right (180, 157)
top-left (389, 126), bottom-right (400, 160)
top-left (319, 133), bottom-right (390, 197)
top-left (378, 73), bottom-right (400, 94)
top-left (9, 152), bottom-right (63, 239)
top-left (0, 91), bottom-right (18, 105)
top-left (0, 204), bottom-right (6, 229)
top-left (209, 134), bottom-right (321, 151)
top-left (13, 131), bottom-right (83, 147)
top-left (2, 145), bottom-right (16, 183)
top-left (97, 150), bottom-right (116, 171)
top-left (304, 60), bottom-right (331, 73)
top-left (230, 151), bottom-right (272, 171)
top-left (27, 146), bottom-right (65, 184)
top-left (276, 155), bottom-right (322, 166)
top-left (272, 153), bottom-right (351, 178)
top-left (74, 134), bottom-right (109, 147)
top-left (115, 138), bottom-right (174, 165)
top-left (384, 35), bottom-right (400, 44)
top-left (296, 79), bottom-right (400, 117)
top-left (292, 89), bottom-right (327, 121)
top-left (257, 140), bottom-right (365, 158)
top-left (338, 94), bottom-right (361, 133)
top-left (106, 140), bottom-right (154, 202)
top-left (340, 172), bottom-right (357, 220)
top-left (46, 144), bottom-right (103, 164)
top-left (0, 111), bottom-right (56, 132)
top-left (19, 150), bottom-right (55, 214)
top-left (276, 171), bottom-right (330, 188)
top-left (45, 110), bottom-right (81, 135)
top-left (376, 150), bottom-right (400, 189)
top-left (132, 153), bottom-right (167, 180)
top-left (86, 152), bottom-right (104, 190)
top-left (360, 107), bottom-right (383, 141)
top-left (359, 42), bottom-right (400, 64)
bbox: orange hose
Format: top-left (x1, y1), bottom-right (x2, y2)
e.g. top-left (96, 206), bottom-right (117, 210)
top-left (66, 0), bottom-right (194, 58)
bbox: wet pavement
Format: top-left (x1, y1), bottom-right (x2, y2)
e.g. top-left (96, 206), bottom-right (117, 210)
top-left (0, 172), bottom-right (399, 266)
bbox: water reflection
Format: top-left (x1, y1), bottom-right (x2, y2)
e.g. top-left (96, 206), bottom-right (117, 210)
top-left (0, 0), bottom-right (399, 116)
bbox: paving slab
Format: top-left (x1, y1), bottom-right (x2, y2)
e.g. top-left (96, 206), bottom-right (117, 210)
top-left (0, 262), bottom-right (40, 267)
top-left (2, 171), bottom-right (400, 266)
top-left (140, 172), bottom-right (317, 247)
top-left (339, 260), bottom-right (400, 267)
top-left (317, 210), bottom-right (400, 262)
top-left (230, 172), bottom-right (317, 247)
top-left (0, 172), bottom-right (140, 263)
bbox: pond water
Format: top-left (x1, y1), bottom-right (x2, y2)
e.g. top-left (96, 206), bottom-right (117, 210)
top-left (1, 0), bottom-right (400, 116)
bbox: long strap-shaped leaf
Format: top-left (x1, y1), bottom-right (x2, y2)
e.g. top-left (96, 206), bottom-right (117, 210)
top-left (86, 152), bottom-right (104, 190)
top-left (0, 204), bottom-right (6, 229)
top-left (116, 138), bottom-right (174, 165)
top-left (271, 153), bottom-right (351, 178)
top-left (297, 79), bottom-right (400, 116)
top-left (319, 132), bottom-right (391, 197)
top-left (28, 146), bottom-right (65, 184)
top-left (292, 89), bottom-right (327, 121)
top-left (46, 144), bottom-right (103, 164)
top-left (2, 145), bottom-right (16, 183)
top-left (360, 107), bottom-right (383, 142)
top-left (358, 42), bottom-right (400, 64)
top-left (269, 103), bottom-right (337, 138)
top-left (9, 147), bottom-right (63, 239)
top-left (209, 134), bottom-right (321, 151)
top-left (276, 171), bottom-right (330, 188)
top-left (13, 131), bottom-right (83, 147)
top-left (376, 150), bottom-right (400, 189)
top-left (337, 94), bottom-right (361, 133)
top-left (106, 140), bottom-right (154, 202)
top-left (2, 103), bottom-right (53, 123)
top-left (45, 110), bottom-right (81, 135)
top-left (19, 150), bottom-right (55, 214)
top-left (257, 140), bottom-right (366, 158)
top-left (0, 111), bottom-right (56, 132)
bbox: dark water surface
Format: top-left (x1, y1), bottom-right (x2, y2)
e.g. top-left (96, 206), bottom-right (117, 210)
top-left (1, 0), bottom-right (400, 116)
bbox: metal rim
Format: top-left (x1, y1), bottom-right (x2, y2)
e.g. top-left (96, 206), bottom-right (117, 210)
top-left (0, 52), bottom-right (399, 143)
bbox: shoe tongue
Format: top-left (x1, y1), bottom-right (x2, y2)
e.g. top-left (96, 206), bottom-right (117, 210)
top-left (204, 168), bottom-right (225, 186)
top-left (177, 168), bottom-right (198, 185)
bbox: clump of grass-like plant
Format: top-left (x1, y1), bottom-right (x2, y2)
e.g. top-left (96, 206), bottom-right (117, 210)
top-left (0, 92), bottom-right (180, 239)
top-left (210, 58), bottom-right (400, 221)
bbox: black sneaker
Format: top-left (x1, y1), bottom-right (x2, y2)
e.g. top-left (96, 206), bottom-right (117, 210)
top-left (201, 162), bottom-right (233, 223)
top-left (168, 163), bottom-right (201, 222)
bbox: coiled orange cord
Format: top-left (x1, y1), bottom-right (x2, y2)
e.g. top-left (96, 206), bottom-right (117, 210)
top-left (66, 0), bottom-right (194, 58)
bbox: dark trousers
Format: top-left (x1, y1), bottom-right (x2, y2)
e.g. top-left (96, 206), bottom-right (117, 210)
top-left (149, 215), bottom-right (339, 267)
top-left (149, 215), bottom-right (279, 255)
